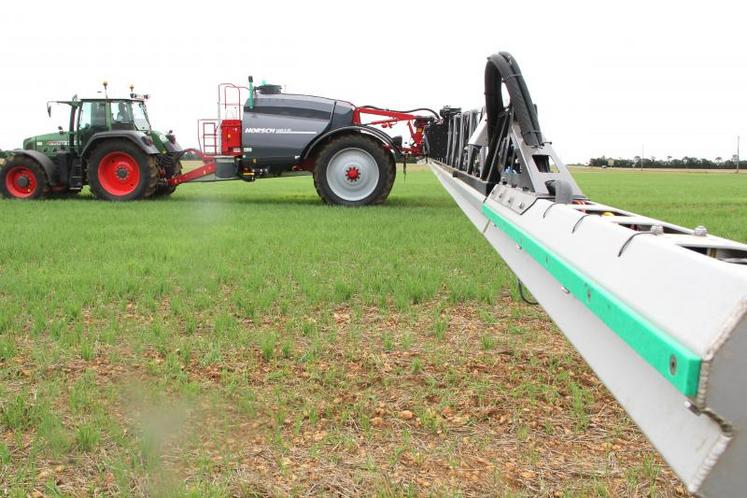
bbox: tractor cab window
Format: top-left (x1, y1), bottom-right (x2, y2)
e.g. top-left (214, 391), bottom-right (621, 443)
top-left (111, 100), bottom-right (150, 131)
top-left (110, 101), bottom-right (151, 132)
top-left (77, 101), bottom-right (109, 148)
top-left (111, 101), bottom-right (133, 127)
top-left (79, 101), bottom-right (108, 130)
top-left (131, 102), bottom-right (151, 131)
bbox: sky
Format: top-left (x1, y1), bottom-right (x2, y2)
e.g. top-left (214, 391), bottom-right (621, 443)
top-left (1, 0), bottom-right (746, 164)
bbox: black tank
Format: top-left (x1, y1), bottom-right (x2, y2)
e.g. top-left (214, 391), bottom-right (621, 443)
top-left (242, 88), bottom-right (354, 173)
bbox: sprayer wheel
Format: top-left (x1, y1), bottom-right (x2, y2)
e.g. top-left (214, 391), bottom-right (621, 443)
top-left (313, 134), bottom-right (395, 206)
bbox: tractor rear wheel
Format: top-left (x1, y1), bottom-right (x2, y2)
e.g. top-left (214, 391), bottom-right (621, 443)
top-left (0, 156), bottom-right (49, 199)
top-left (87, 140), bottom-right (158, 201)
top-left (313, 134), bottom-right (395, 206)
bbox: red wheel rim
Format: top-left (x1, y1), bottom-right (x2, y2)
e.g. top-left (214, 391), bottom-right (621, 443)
top-left (98, 152), bottom-right (141, 196)
top-left (5, 166), bottom-right (38, 198)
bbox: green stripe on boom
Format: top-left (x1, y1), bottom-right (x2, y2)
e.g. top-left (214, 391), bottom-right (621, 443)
top-left (482, 204), bottom-right (701, 397)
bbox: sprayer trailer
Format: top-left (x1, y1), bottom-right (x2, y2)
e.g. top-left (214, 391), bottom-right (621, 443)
top-left (183, 79), bottom-right (435, 206)
top-left (1, 79), bottom-right (435, 206)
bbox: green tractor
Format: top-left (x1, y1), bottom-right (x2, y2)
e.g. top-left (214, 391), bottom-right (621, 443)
top-left (0, 86), bottom-right (182, 200)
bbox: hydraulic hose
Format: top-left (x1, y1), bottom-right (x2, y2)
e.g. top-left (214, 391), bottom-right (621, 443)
top-left (485, 52), bottom-right (543, 147)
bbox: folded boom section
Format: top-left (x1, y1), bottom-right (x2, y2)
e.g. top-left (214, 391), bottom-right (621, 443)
top-left (425, 51), bottom-right (747, 497)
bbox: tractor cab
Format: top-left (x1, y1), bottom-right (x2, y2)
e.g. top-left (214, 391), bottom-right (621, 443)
top-left (78, 98), bottom-right (152, 133)
top-left (35, 96), bottom-right (153, 154)
top-left (73, 98), bottom-right (152, 150)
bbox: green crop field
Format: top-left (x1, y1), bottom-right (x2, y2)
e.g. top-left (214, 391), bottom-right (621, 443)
top-left (0, 167), bottom-right (745, 497)
top-left (571, 168), bottom-right (747, 243)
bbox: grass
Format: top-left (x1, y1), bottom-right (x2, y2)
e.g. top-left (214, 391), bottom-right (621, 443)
top-left (2, 164), bottom-right (743, 496)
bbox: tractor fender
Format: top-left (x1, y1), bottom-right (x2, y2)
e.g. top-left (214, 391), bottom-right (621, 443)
top-left (301, 125), bottom-right (399, 161)
top-left (8, 149), bottom-right (61, 186)
top-left (81, 131), bottom-right (160, 159)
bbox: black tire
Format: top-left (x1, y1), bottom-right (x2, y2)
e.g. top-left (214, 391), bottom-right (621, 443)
top-left (313, 134), bottom-right (396, 206)
top-left (87, 140), bottom-right (158, 201)
top-left (378, 153), bottom-right (397, 204)
top-left (0, 156), bottom-right (49, 200)
top-left (151, 160), bottom-right (182, 198)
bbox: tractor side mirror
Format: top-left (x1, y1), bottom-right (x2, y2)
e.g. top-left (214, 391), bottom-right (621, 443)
top-left (57, 126), bottom-right (64, 135)
top-left (47, 103), bottom-right (52, 117)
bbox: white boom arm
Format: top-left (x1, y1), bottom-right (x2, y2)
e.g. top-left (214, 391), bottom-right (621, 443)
top-left (426, 52), bottom-right (747, 496)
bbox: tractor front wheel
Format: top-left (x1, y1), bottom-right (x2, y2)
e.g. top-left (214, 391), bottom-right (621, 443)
top-left (313, 134), bottom-right (395, 206)
top-left (0, 157), bottom-right (49, 199)
top-left (87, 140), bottom-right (158, 201)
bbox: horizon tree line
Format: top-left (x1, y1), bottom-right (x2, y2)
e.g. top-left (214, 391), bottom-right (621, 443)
top-left (588, 156), bottom-right (744, 169)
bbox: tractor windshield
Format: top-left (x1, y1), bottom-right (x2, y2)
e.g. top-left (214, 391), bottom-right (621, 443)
top-left (111, 100), bottom-right (151, 132)
top-left (132, 102), bottom-right (151, 131)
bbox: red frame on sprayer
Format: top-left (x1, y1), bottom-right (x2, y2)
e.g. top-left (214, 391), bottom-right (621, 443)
top-left (352, 106), bottom-right (430, 156)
